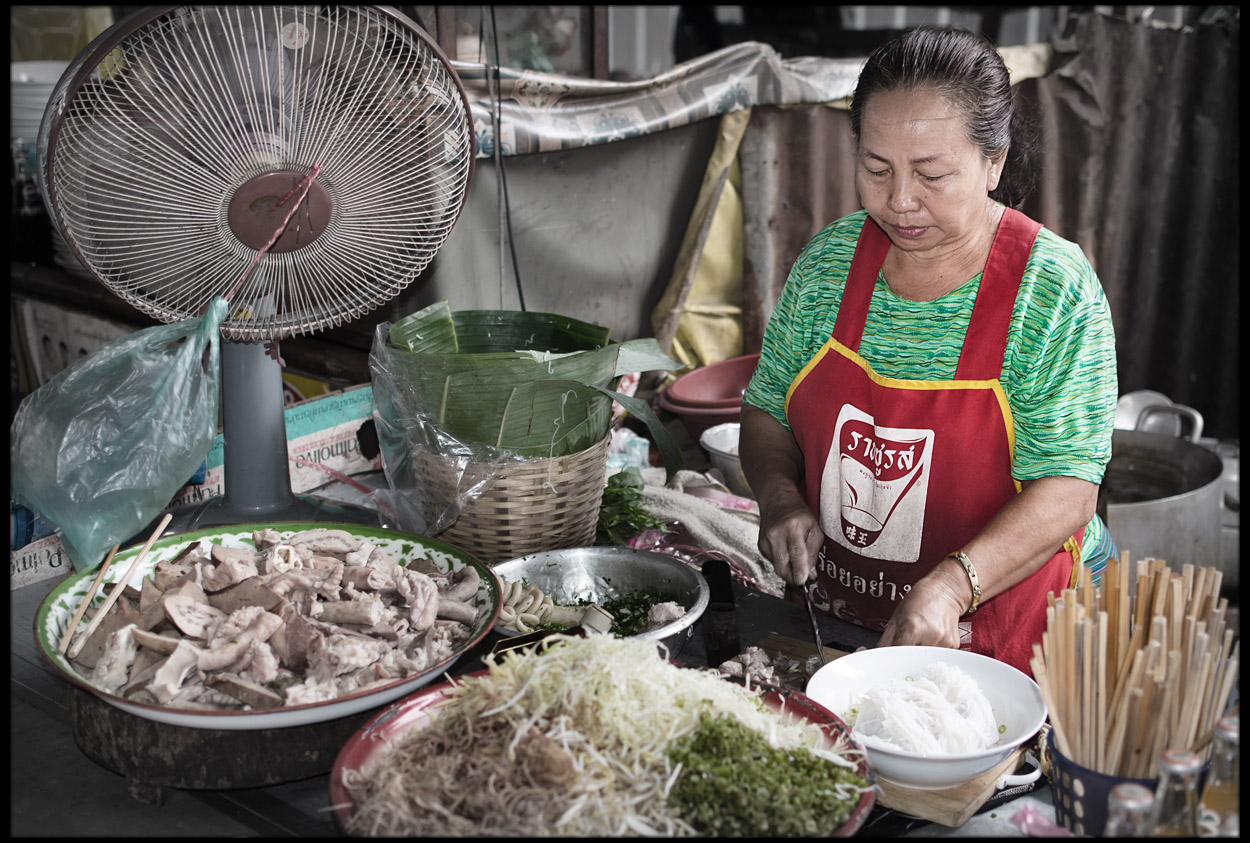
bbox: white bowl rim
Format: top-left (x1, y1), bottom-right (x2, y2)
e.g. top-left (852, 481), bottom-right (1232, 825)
top-left (805, 646), bottom-right (1046, 761)
top-left (699, 421), bottom-right (741, 457)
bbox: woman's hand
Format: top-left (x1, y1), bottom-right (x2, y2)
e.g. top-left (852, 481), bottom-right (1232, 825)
top-left (756, 489), bottom-right (824, 586)
top-left (876, 568), bottom-right (969, 649)
top-left (739, 405), bottom-right (825, 586)
top-left (877, 475), bottom-right (1099, 650)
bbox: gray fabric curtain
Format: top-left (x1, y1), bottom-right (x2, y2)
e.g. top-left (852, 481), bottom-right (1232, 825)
top-left (738, 11), bottom-right (1240, 440)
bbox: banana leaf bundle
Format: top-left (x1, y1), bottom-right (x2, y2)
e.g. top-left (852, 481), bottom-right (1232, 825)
top-left (380, 300), bottom-right (682, 476)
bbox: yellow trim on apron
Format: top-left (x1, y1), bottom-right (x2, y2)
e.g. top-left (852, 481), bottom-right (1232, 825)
top-left (785, 337), bottom-right (1022, 493)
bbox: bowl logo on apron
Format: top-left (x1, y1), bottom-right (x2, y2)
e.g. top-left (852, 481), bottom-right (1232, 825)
top-left (820, 404), bottom-right (932, 563)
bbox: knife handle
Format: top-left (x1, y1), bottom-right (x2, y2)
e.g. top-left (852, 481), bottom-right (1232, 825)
top-left (701, 559), bottom-right (740, 668)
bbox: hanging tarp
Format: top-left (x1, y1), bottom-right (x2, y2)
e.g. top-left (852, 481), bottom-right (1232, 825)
top-left (455, 41), bottom-right (864, 158)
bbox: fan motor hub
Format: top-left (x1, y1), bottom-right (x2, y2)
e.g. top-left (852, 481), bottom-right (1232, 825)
top-left (228, 170), bottom-right (332, 254)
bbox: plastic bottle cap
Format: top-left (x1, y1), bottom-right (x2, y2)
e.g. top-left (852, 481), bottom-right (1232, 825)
top-left (1158, 747), bottom-right (1203, 773)
top-left (1214, 714), bottom-right (1238, 742)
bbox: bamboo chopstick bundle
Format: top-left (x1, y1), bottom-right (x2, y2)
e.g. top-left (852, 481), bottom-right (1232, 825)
top-left (1033, 554), bottom-right (1239, 777)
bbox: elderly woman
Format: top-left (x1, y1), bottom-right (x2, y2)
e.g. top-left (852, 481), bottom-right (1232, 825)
top-left (740, 26), bottom-right (1117, 675)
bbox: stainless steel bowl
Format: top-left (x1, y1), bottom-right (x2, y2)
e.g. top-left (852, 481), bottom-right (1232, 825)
top-left (490, 547), bottom-right (710, 656)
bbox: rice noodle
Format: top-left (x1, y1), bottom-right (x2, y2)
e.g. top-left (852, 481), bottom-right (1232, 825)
top-left (340, 635), bottom-right (866, 837)
top-left (848, 661), bottom-right (999, 755)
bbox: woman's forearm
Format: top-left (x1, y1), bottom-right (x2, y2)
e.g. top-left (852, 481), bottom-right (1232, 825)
top-left (934, 476), bottom-right (1099, 610)
top-left (879, 475), bottom-right (1099, 648)
top-left (739, 404), bottom-right (825, 584)
top-left (739, 404), bottom-right (806, 506)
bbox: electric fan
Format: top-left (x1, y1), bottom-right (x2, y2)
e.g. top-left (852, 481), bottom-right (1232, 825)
top-left (37, 5), bottom-right (475, 531)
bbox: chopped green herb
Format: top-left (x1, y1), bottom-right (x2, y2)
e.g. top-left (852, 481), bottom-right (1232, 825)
top-left (668, 712), bottom-right (869, 836)
top-left (595, 467), bottom-right (669, 546)
top-left (599, 588), bottom-right (670, 637)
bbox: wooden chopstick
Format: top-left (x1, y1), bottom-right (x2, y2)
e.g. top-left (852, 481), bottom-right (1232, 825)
top-left (1031, 643), bottom-right (1073, 760)
top-left (1095, 611), bottom-right (1108, 773)
top-left (1040, 554), bottom-right (1236, 778)
top-left (57, 544), bottom-right (120, 655)
top-left (66, 513), bottom-right (173, 661)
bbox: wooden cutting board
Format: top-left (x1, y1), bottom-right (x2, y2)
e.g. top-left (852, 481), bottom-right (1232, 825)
top-left (752, 631), bottom-right (852, 666)
top-left (874, 746), bottom-right (1026, 827)
top-left (749, 633), bottom-right (1027, 828)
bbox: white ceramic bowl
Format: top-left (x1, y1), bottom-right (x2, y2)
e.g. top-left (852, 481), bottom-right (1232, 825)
top-left (804, 646), bottom-right (1047, 790)
top-left (699, 422), bottom-right (753, 498)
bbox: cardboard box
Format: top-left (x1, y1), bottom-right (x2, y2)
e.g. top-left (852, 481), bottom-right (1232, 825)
top-left (169, 382), bottom-right (380, 506)
top-left (10, 534), bottom-right (72, 591)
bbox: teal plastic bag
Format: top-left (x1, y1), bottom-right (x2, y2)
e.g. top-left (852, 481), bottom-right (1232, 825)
top-left (10, 298), bottom-right (227, 571)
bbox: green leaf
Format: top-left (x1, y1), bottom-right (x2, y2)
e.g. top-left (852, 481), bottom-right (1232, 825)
top-left (614, 337), bottom-right (682, 377)
top-left (596, 466), bottom-right (668, 546)
top-left (582, 384), bottom-right (683, 483)
top-left (388, 301), bottom-right (613, 354)
top-left (381, 302), bottom-right (683, 476)
top-left (388, 299), bottom-right (459, 353)
top-left (448, 309), bottom-right (612, 352)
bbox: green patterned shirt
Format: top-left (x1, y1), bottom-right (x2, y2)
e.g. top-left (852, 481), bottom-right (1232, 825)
top-left (744, 210), bottom-right (1118, 563)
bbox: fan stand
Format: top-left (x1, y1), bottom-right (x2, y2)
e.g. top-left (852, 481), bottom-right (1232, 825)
top-left (160, 340), bottom-right (381, 535)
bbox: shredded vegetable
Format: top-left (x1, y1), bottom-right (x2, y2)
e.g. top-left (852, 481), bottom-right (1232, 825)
top-left (340, 635), bottom-right (870, 837)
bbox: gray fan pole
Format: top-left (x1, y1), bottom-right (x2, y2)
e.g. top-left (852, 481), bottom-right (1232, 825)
top-left (157, 339), bottom-right (381, 534)
top-left (220, 339), bottom-right (308, 519)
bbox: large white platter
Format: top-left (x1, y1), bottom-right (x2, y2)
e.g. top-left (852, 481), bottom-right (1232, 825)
top-left (34, 522), bottom-right (501, 731)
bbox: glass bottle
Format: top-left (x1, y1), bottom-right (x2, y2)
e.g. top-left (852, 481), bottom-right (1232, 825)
top-left (1149, 747), bottom-right (1204, 837)
top-left (1104, 781), bottom-right (1154, 836)
top-left (1198, 714), bottom-right (1239, 837)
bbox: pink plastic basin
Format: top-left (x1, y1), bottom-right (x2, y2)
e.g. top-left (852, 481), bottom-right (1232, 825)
top-left (664, 353), bottom-right (760, 409)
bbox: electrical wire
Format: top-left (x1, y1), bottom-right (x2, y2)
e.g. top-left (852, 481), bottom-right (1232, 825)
top-left (487, 5), bottom-right (526, 311)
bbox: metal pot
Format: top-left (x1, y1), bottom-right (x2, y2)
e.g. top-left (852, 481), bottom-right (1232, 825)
top-left (1097, 429), bottom-right (1231, 592)
top-left (1114, 390), bottom-right (1204, 439)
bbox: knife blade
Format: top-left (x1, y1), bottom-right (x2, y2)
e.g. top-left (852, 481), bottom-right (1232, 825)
top-left (802, 583), bottom-right (827, 667)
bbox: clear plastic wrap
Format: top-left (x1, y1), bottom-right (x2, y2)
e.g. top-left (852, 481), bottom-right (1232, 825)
top-left (368, 322), bottom-right (507, 536)
top-left (368, 319), bottom-right (683, 538)
top-left (10, 298), bottom-right (227, 570)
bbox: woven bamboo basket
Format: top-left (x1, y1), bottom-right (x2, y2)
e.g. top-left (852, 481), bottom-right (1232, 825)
top-left (416, 433), bottom-right (611, 565)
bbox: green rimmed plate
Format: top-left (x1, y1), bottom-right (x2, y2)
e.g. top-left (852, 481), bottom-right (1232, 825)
top-left (34, 522), bottom-right (502, 731)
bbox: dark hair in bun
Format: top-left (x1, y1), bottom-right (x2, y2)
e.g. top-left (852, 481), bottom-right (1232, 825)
top-left (850, 26), bottom-right (1041, 209)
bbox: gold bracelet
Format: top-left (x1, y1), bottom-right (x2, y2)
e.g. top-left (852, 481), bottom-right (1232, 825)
top-left (948, 551), bottom-right (981, 615)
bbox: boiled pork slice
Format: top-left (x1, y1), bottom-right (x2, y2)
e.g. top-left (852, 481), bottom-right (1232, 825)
top-left (90, 623), bottom-right (139, 694)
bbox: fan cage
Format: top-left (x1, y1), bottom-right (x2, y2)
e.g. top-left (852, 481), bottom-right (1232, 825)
top-left (40, 4), bottom-right (475, 342)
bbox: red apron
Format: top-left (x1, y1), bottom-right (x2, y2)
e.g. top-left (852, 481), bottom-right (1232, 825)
top-left (784, 209), bottom-right (1082, 676)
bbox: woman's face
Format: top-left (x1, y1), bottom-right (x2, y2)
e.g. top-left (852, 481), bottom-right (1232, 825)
top-left (855, 87), bottom-right (1003, 255)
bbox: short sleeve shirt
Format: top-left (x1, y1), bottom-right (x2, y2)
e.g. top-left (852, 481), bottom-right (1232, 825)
top-left (743, 210), bottom-right (1118, 485)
